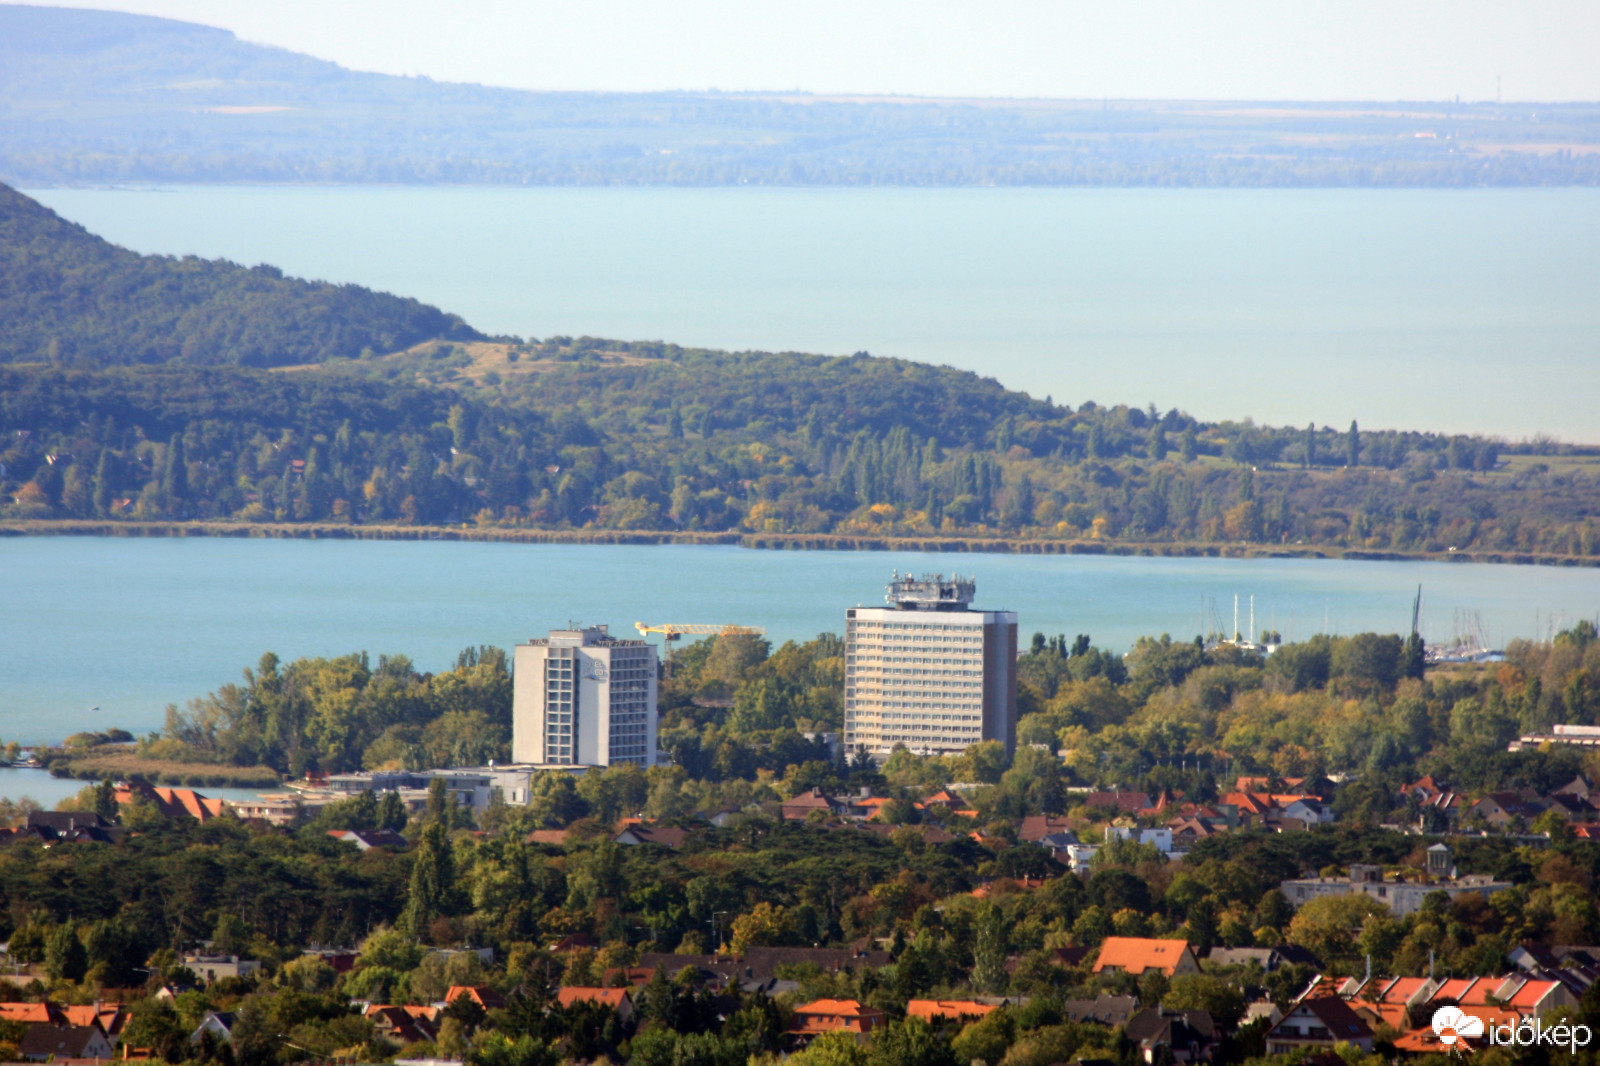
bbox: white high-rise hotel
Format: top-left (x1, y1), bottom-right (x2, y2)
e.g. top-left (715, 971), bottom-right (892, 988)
top-left (512, 625), bottom-right (657, 767)
top-left (844, 573), bottom-right (1018, 760)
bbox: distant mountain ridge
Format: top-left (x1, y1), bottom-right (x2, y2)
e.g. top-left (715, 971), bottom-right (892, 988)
top-left (2, 5), bottom-right (1598, 187)
top-left (0, 182), bottom-right (483, 366)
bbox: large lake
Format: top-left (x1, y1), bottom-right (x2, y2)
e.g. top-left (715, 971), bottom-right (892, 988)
top-left (3, 538), bottom-right (1598, 749)
top-left (26, 185), bottom-right (1600, 441)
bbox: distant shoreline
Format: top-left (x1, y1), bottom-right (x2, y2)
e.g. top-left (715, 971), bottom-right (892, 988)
top-left (3, 520), bottom-right (1596, 569)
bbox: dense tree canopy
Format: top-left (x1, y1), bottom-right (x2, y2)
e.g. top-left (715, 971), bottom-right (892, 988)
top-left (4, 347), bottom-right (1596, 559)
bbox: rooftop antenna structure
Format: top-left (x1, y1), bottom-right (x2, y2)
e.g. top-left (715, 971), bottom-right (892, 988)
top-left (885, 571), bottom-right (975, 612)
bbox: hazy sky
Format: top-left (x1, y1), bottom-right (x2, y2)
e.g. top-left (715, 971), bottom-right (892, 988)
top-left (16, 0), bottom-right (1600, 100)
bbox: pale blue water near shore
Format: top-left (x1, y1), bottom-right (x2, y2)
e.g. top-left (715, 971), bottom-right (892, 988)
top-left (2, 537), bottom-right (1598, 748)
top-left (0, 766), bottom-right (271, 809)
top-left (26, 185), bottom-right (1600, 441)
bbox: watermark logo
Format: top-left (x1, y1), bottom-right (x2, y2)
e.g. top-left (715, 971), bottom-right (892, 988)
top-left (1430, 1006), bottom-right (1593, 1055)
top-left (1432, 1006), bottom-right (1484, 1047)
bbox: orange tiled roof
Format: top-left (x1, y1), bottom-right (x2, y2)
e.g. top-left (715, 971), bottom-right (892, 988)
top-left (0, 1003), bottom-right (62, 1025)
top-left (557, 987), bottom-right (629, 1009)
top-left (790, 999), bottom-right (884, 1035)
top-left (906, 1000), bottom-right (997, 1022)
top-left (1092, 937), bottom-right (1193, 976)
top-left (445, 985), bottom-right (506, 1009)
top-left (924, 789), bottom-right (970, 809)
top-left (60, 1004), bottom-right (122, 1033)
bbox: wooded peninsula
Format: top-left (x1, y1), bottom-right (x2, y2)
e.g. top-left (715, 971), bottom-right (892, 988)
top-left (2, 181), bottom-right (1597, 563)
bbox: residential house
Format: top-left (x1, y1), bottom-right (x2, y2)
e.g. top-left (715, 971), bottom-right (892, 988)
top-left (1336, 972), bottom-right (1573, 1049)
top-left (1471, 790), bottom-right (1548, 829)
top-left (922, 789), bottom-right (971, 812)
top-left (1091, 938), bottom-right (1200, 977)
top-left (781, 788), bottom-right (841, 822)
top-left (1553, 774), bottom-right (1594, 800)
top-left (1264, 994), bottom-right (1373, 1056)
top-left (1083, 791), bottom-right (1151, 816)
top-left (116, 783), bottom-right (226, 822)
top-left (1124, 1008), bottom-right (1217, 1064)
top-left (19, 1024), bottom-right (115, 1062)
top-left (1106, 825), bottom-right (1173, 853)
top-left (23, 812), bottom-right (116, 843)
top-left (60, 1005), bottom-right (127, 1041)
top-left (905, 1000), bottom-right (998, 1023)
top-left (445, 985), bottom-right (506, 1010)
top-left (1018, 814), bottom-right (1078, 842)
top-left (1036, 828), bottom-right (1081, 849)
top-left (189, 1012), bottom-right (238, 1046)
top-left (183, 953), bottom-right (260, 983)
top-left (613, 824), bottom-right (688, 848)
top-left (555, 987), bottom-right (633, 1022)
top-left (1398, 775), bottom-right (1464, 826)
top-left (788, 999), bottom-right (885, 1045)
top-left (365, 1005), bottom-right (439, 1046)
top-left (600, 967), bottom-right (658, 988)
top-left (1167, 817), bottom-right (1223, 850)
top-left (1060, 995), bottom-right (1140, 1027)
top-left (1543, 792), bottom-right (1595, 821)
top-left (1206, 947), bottom-right (1284, 971)
top-left (327, 829), bottom-right (409, 850)
top-left (0, 1004), bottom-right (66, 1026)
top-left (1279, 798), bottom-right (1335, 827)
top-left (1222, 791), bottom-right (1329, 830)
top-left (1059, 843), bottom-right (1099, 874)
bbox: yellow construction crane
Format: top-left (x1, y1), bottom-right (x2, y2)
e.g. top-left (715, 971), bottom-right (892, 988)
top-left (633, 622), bottom-right (767, 676)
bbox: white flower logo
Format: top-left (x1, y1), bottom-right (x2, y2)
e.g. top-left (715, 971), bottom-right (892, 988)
top-left (1432, 1006), bottom-right (1485, 1047)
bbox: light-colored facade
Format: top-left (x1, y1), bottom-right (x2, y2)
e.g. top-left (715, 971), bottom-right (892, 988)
top-left (844, 574), bottom-right (1017, 760)
top-left (513, 625), bottom-right (657, 767)
top-left (1281, 858), bottom-right (1512, 917)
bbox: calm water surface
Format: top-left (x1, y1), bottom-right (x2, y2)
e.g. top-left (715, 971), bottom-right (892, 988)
top-left (27, 185), bottom-right (1600, 441)
top-left (0, 767), bottom-right (271, 808)
top-left (3, 538), bottom-right (1598, 749)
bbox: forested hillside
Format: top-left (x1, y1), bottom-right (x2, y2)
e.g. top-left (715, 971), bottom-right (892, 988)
top-left (3, 6), bottom-right (1597, 188)
top-left (4, 344), bottom-right (1598, 560)
top-left (0, 182), bottom-right (482, 366)
top-left (2, 181), bottom-right (1595, 558)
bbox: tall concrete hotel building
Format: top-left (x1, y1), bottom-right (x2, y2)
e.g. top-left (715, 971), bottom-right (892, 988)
top-left (844, 573), bottom-right (1018, 760)
top-left (512, 625), bottom-right (657, 767)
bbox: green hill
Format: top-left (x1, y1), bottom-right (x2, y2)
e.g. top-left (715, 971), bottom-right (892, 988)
top-left (0, 182), bottom-right (482, 367)
top-left (0, 186), bottom-right (1594, 561)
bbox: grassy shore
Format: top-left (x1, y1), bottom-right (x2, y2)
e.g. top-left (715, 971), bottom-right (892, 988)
top-left (48, 749), bottom-right (280, 789)
top-left (1, 519), bottom-right (1597, 568)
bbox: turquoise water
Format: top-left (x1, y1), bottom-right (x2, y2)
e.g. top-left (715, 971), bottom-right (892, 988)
top-left (26, 185), bottom-right (1600, 441)
top-left (2, 537), bottom-right (1597, 746)
top-left (0, 767), bottom-right (271, 808)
